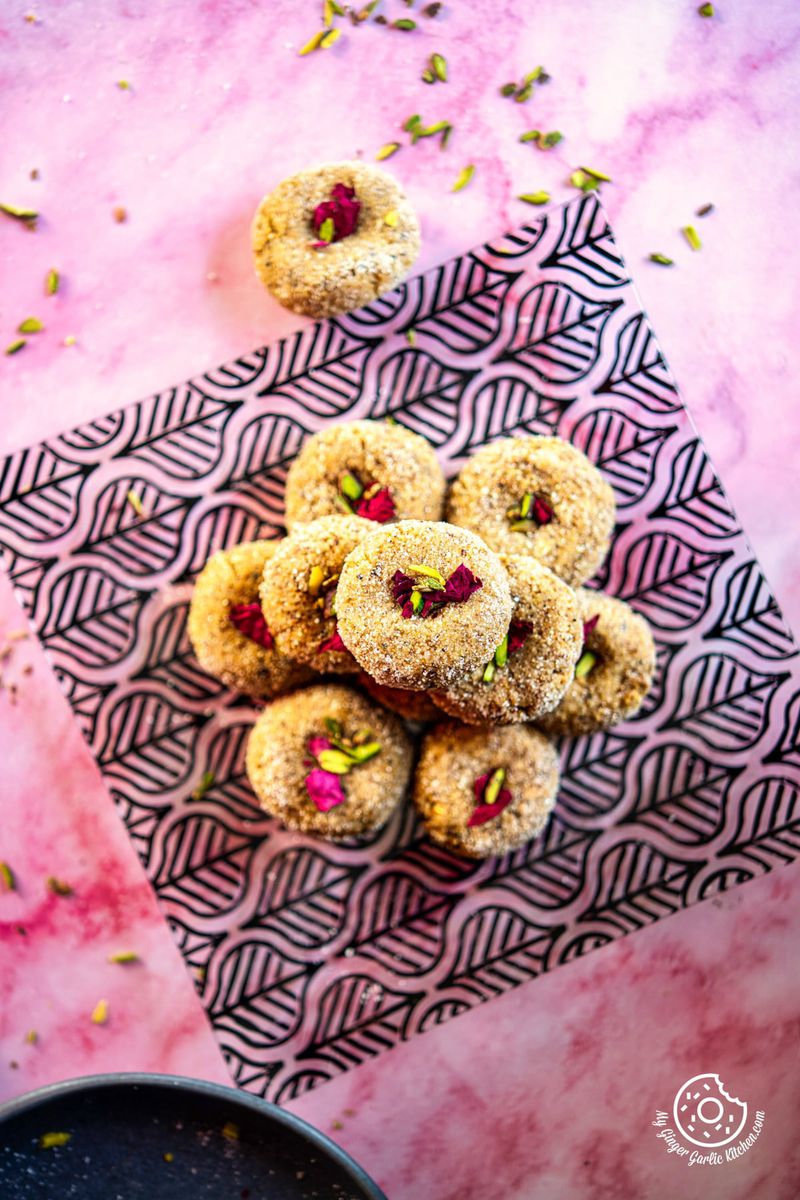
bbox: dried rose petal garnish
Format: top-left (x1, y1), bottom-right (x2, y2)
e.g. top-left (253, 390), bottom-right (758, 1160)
top-left (508, 491), bottom-right (555, 531)
top-left (582, 614), bottom-right (600, 643)
top-left (305, 766), bottom-right (346, 812)
top-left (304, 722), bottom-right (381, 812)
top-left (467, 767), bottom-right (513, 828)
top-left (317, 625), bottom-right (347, 654)
top-left (393, 563), bottom-right (482, 619)
top-left (312, 183), bottom-right (360, 247)
top-left (229, 602), bottom-right (274, 649)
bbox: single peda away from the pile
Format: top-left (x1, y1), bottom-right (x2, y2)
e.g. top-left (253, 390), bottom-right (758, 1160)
top-left (284, 420), bottom-right (446, 530)
top-left (187, 540), bottom-right (312, 698)
top-left (447, 435), bottom-right (616, 585)
top-left (335, 520), bottom-right (513, 691)
top-left (246, 683), bottom-right (412, 838)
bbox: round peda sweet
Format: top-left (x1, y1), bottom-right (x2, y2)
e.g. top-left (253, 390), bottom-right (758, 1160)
top-left (446, 435), bottom-right (616, 586)
top-left (431, 555), bottom-right (583, 724)
top-left (358, 673), bottom-right (441, 724)
top-left (413, 722), bottom-right (560, 859)
top-left (252, 162), bottom-right (421, 318)
top-left (187, 540), bottom-right (313, 699)
top-left (336, 520), bottom-right (513, 691)
top-left (284, 420), bottom-right (445, 530)
top-left (259, 514), bottom-right (373, 674)
top-left (537, 589), bottom-right (656, 736)
top-left (246, 683), bottom-right (412, 839)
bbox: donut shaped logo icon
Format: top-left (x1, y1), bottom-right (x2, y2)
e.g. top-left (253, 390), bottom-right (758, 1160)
top-left (673, 1074), bottom-right (748, 1148)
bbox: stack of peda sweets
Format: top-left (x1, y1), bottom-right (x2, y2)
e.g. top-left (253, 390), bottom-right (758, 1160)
top-left (188, 420), bottom-right (655, 860)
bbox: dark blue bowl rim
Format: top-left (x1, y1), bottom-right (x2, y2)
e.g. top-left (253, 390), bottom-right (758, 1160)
top-left (0, 1071), bottom-right (387, 1200)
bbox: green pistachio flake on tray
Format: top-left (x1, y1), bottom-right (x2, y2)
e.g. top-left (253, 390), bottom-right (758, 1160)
top-left (299, 30), bottom-right (326, 55)
top-left (570, 169), bottom-right (599, 192)
top-left (0, 861), bottom-right (16, 891)
top-left (514, 83), bottom-right (533, 103)
top-left (91, 998), bottom-right (109, 1025)
top-left (431, 53), bottom-right (447, 81)
top-left (25, 1029), bottom-right (38, 1044)
top-left (108, 950), bottom-right (140, 964)
top-left (698, 2), bottom-right (714, 15)
top-left (542, 130), bottom-right (563, 147)
top-left (421, 68), bottom-right (435, 83)
top-left (518, 191), bottom-right (550, 205)
top-left (524, 66), bottom-right (544, 84)
top-left (405, 327), bottom-right (416, 346)
top-left (376, 141), bottom-right (400, 160)
top-left (192, 770), bottom-right (215, 800)
top-left (320, 27), bottom-right (341, 47)
top-left (47, 876), bottom-right (73, 896)
top-left (500, 82), bottom-right (517, 97)
top-left (580, 165), bottom-right (612, 182)
top-left (649, 253), bottom-right (674, 266)
top-left (5, 339), bottom-right (26, 356)
top-left (127, 489), bottom-right (145, 516)
top-left (39, 1132), bottom-right (72, 1150)
top-left (519, 129), bottom-right (541, 142)
top-left (682, 224), bottom-right (702, 250)
top-left (403, 114), bottom-right (421, 132)
top-left (18, 316), bottom-right (43, 334)
top-left (0, 202), bottom-right (38, 227)
top-left (452, 164), bottom-right (475, 192)
top-left (393, 18), bottom-right (416, 30)
top-left (46, 268), bottom-right (59, 294)
top-left (116, 79), bottom-right (131, 90)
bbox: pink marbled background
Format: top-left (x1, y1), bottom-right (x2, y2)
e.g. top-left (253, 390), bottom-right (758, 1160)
top-left (1, 1), bottom-right (799, 1197)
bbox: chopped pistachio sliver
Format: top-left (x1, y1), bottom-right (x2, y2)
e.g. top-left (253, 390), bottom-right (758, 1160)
top-left (5, 339), bottom-right (26, 355)
top-left (63, 334), bottom-right (76, 346)
top-left (127, 489), bottom-right (145, 516)
top-left (452, 164), bottom-right (475, 193)
top-left (222, 1122), bottom-right (240, 1141)
top-left (308, 565), bottom-right (325, 596)
top-left (484, 767), bottom-right (506, 807)
top-left (317, 748), bottom-right (356, 775)
top-left (520, 492), bottom-right (533, 518)
top-left (649, 253), bottom-right (674, 266)
top-left (542, 130), bottom-right (563, 148)
top-left (116, 79), bottom-right (131, 90)
top-left (340, 472), bottom-right (364, 501)
top-left (393, 17), bottom-right (416, 29)
top-left (575, 650), bottom-right (597, 679)
top-left (25, 1029), bottom-right (38, 1044)
top-left (384, 209), bottom-right (399, 227)
top-left (40, 1132), bottom-right (72, 1150)
top-left (519, 129), bottom-right (541, 143)
top-left (299, 29), bottom-right (326, 55)
top-left (91, 998), bottom-right (109, 1025)
top-left (376, 142), bottom-right (400, 161)
top-left (320, 26), bottom-right (341, 47)
top-left (46, 268), bottom-right (59, 295)
top-left (0, 861), bottom-right (16, 890)
top-left (514, 83), bottom-right (533, 103)
top-left (348, 740), bottom-right (381, 764)
top-left (47, 876), bottom-right (73, 896)
top-left (494, 635), bottom-right (509, 669)
top-left (408, 563), bottom-right (446, 588)
top-left (500, 82), bottom-right (517, 96)
top-left (403, 114), bottom-right (421, 132)
top-left (323, 0), bottom-right (334, 26)
top-left (108, 950), bottom-right (139, 964)
top-left (409, 589), bottom-right (424, 615)
top-left (482, 661), bottom-right (496, 684)
top-left (324, 716), bottom-right (343, 740)
top-left (580, 165), bottom-right (612, 182)
top-left (318, 216), bottom-right (335, 243)
top-left (18, 316), bottom-right (43, 334)
top-left (431, 53), bottom-right (447, 81)
top-left (518, 191), bottom-right (550, 206)
top-left (524, 66), bottom-right (544, 85)
top-left (421, 68), bottom-right (435, 84)
top-left (698, 2), bottom-right (714, 14)
top-left (570, 169), bottom-right (599, 193)
top-left (0, 202), bottom-right (38, 226)
top-left (682, 225), bottom-right (702, 251)
top-left (192, 769), bottom-right (215, 800)
top-left (405, 328), bottom-right (416, 346)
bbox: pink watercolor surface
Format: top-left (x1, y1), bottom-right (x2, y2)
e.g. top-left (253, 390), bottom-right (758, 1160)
top-left (1, 2), bottom-right (800, 1198)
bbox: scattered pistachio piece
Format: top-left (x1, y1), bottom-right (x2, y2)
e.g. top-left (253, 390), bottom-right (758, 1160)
top-left (222, 1122), bottom-right (240, 1141)
top-left (376, 142), bottom-right (400, 161)
top-left (299, 30), bottom-right (325, 55)
top-left (63, 334), bottom-right (76, 346)
top-left (452, 164), bottom-right (475, 192)
top-left (682, 225), bottom-right (702, 251)
top-left (422, 1), bottom-right (442, 14)
top-left (570, 169), bottom-right (599, 193)
top-left (330, 0), bottom-right (346, 12)
top-left (308, 565), bottom-right (325, 596)
top-left (575, 650), bottom-right (597, 678)
top-left (192, 770), bottom-right (215, 800)
top-left (47, 876), bottom-right (73, 896)
top-left (524, 66), bottom-right (544, 84)
top-left (431, 53), bottom-right (447, 81)
top-left (421, 67), bottom-right (436, 83)
top-left (484, 767), bottom-right (506, 807)
top-left (18, 317), bottom-right (43, 334)
top-left (116, 79), bottom-right (131, 90)
top-left (403, 114), bottom-right (421, 132)
top-left (384, 209), bottom-right (399, 227)
top-left (542, 130), bottom-right (563, 148)
top-left (5, 339), bottom-right (26, 356)
top-left (514, 83), bottom-right (533, 103)
top-left (500, 82), bottom-right (517, 97)
top-left (698, 2), bottom-right (714, 14)
top-left (0, 861), bottom-right (16, 891)
top-left (25, 1030), bottom-right (38, 1044)
top-left (696, 202), bottom-right (715, 217)
top-left (393, 17), bottom-right (416, 30)
top-left (45, 268), bottom-right (59, 295)
top-left (40, 1132), bottom-right (72, 1150)
top-left (0, 202), bottom-right (38, 228)
top-left (405, 328), bottom-right (416, 346)
top-left (323, 0), bottom-right (334, 26)
top-left (519, 129), bottom-right (541, 143)
top-left (407, 563), bottom-right (447, 588)
top-left (649, 253), bottom-right (674, 266)
top-left (518, 191), bottom-right (550, 205)
top-left (580, 165), bottom-right (612, 182)
top-left (91, 999), bottom-right (109, 1025)
top-left (108, 950), bottom-right (139, 964)
top-left (126, 489), bottom-right (145, 516)
top-left (320, 26), bottom-right (341, 47)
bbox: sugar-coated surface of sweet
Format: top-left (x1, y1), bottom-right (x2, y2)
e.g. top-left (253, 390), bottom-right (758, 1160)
top-left (538, 589), bottom-right (656, 736)
top-left (187, 540), bottom-right (312, 698)
top-left (358, 673), bottom-right (441, 724)
top-left (432, 555), bottom-right (583, 724)
top-left (414, 722), bottom-right (560, 859)
top-left (284, 420), bottom-right (445, 529)
top-left (336, 520), bottom-right (512, 691)
top-left (252, 161), bottom-right (420, 317)
top-left (447, 435), bottom-right (616, 585)
top-left (246, 683), bottom-right (412, 838)
top-left (259, 513), bottom-right (373, 673)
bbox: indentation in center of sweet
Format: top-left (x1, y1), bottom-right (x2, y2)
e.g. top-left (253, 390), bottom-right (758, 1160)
top-left (507, 491), bottom-right (555, 531)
